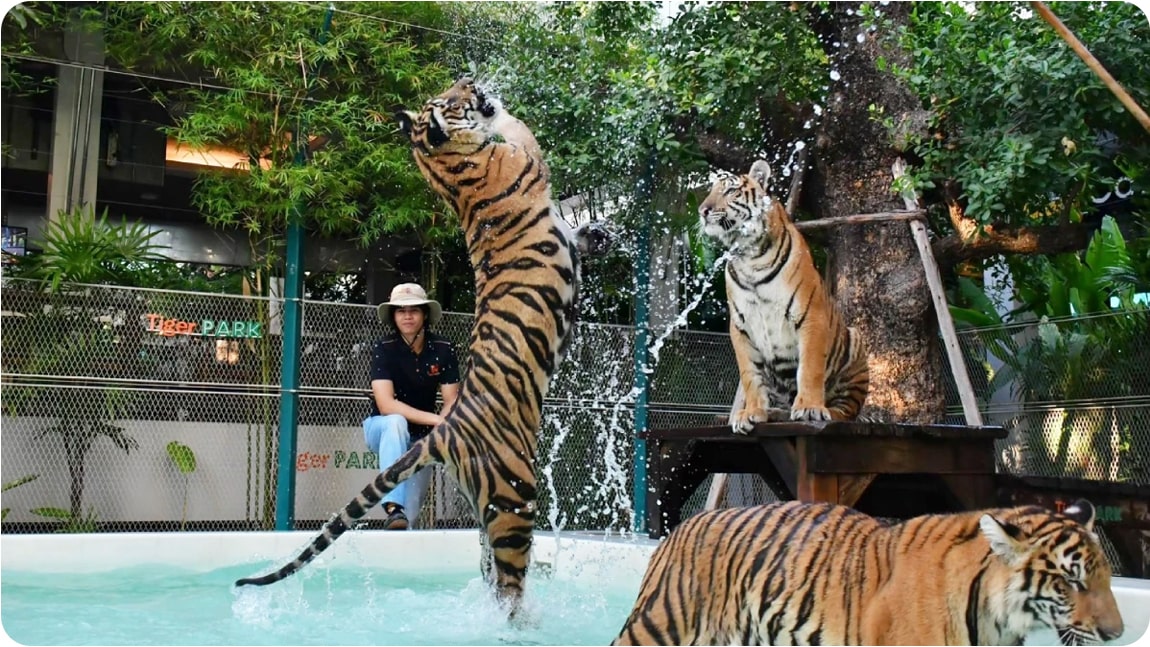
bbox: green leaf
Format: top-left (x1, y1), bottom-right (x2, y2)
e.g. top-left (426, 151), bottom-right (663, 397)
top-left (31, 507), bottom-right (72, 520)
top-left (166, 441), bottom-right (197, 475)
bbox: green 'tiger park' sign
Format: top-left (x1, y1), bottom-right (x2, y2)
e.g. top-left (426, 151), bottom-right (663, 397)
top-left (145, 313), bottom-right (264, 339)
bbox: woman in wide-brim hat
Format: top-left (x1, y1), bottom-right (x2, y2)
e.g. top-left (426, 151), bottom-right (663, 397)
top-left (363, 283), bottom-right (460, 530)
top-left (376, 282), bottom-right (443, 328)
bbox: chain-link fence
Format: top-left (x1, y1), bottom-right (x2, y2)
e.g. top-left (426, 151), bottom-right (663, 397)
top-left (0, 279), bottom-right (735, 534)
top-left (940, 309), bottom-right (1150, 486)
top-left (3, 278), bottom-right (1147, 537)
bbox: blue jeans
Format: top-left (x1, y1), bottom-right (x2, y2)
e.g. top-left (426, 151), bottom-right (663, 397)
top-left (363, 414), bottom-right (431, 524)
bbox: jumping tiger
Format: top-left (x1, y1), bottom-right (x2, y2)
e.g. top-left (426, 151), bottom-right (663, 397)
top-left (235, 78), bottom-right (610, 614)
top-left (699, 159), bottom-right (869, 429)
top-left (613, 500), bottom-right (1124, 646)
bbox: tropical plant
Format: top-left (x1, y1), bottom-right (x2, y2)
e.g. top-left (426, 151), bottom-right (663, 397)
top-left (166, 441), bottom-right (197, 531)
top-left (1, 474), bottom-right (39, 521)
top-left (950, 216), bottom-right (1150, 480)
top-left (6, 206), bottom-right (168, 289)
top-left (30, 506), bottom-right (99, 533)
top-left (3, 208), bottom-right (164, 522)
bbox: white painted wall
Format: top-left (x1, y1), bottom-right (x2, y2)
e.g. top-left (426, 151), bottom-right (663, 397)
top-left (0, 417), bottom-right (467, 525)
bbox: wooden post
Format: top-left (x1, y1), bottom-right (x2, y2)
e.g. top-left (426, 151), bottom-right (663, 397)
top-left (704, 382), bottom-right (743, 510)
top-left (893, 159), bottom-right (984, 426)
top-left (908, 221), bottom-right (984, 426)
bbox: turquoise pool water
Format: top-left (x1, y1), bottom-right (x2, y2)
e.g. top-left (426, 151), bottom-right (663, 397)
top-left (1, 562), bottom-right (636, 645)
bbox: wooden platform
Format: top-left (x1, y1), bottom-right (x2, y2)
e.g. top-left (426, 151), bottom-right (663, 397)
top-left (640, 420), bottom-right (1007, 539)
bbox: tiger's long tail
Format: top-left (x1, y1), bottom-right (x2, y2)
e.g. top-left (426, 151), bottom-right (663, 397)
top-left (234, 439), bottom-right (436, 587)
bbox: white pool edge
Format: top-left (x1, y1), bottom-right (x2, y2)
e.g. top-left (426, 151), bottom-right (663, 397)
top-left (0, 529), bottom-right (661, 583)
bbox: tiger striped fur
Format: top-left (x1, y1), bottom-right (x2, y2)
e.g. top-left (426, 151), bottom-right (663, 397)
top-left (234, 78), bottom-right (609, 614)
top-left (613, 500), bottom-right (1123, 646)
top-left (699, 159), bottom-right (869, 429)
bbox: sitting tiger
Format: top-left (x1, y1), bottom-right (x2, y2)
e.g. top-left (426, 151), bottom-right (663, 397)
top-left (613, 500), bottom-right (1123, 646)
top-left (699, 159), bottom-right (869, 429)
top-left (235, 78), bottom-right (610, 615)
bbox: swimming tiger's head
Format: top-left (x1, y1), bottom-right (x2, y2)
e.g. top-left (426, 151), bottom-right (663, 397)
top-left (394, 77), bottom-right (499, 155)
top-left (699, 159), bottom-right (782, 249)
top-left (980, 500), bottom-right (1123, 645)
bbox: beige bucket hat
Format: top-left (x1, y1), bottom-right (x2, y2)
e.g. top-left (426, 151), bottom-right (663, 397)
top-left (377, 283), bottom-right (442, 327)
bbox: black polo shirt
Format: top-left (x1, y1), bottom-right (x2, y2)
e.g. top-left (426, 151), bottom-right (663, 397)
top-left (368, 332), bottom-right (460, 439)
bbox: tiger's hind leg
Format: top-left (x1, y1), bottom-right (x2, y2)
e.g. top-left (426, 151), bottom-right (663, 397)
top-left (827, 326), bottom-right (870, 421)
top-left (478, 482), bottom-right (538, 617)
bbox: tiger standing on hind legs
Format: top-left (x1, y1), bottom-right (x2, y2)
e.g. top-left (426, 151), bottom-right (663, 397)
top-left (699, 159), bottom-right (870, 429)
top-left (234, 78), bottom-right (611, 619)
top-left (612, 500), bottom-right (1123, 646)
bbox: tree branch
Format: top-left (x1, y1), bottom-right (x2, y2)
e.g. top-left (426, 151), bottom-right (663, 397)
top-left (693, 130), bottom-right (757, 173)
top-left (932, 220), bottom-right (1099, 267)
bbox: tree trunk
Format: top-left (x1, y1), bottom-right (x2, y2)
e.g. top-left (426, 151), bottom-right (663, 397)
top-left (804, 2), bottom-right (946, 423)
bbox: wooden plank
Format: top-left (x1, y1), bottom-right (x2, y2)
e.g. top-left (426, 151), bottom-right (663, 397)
top-left (910, 219), bottom-right (984, 426)
top-left (793, 210), bottom-right (925, 231)
top-left (704, 381), bottom-right (745, 511)
top-left (806, 437), bottom-right (997, 475)
top-left (760, 438), bottom-right (798, 498)
top-left (641, 421), bottom-right (1006, 441)
top-left (838, 473), bottom-right (877, 508)
top-left (889, 159), bottom-right (983, 427)
top-left (797, 437), bottom-right (841, 503)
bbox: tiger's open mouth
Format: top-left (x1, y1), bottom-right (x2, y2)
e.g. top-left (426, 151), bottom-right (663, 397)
top-left (703, 211), bottom-right (735, 233)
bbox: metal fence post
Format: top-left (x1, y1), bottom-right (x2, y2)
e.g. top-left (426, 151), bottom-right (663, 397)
top-left (631, 153), bottom-right (656, 534)
top-left (274, 5), bottom-right (335, 531)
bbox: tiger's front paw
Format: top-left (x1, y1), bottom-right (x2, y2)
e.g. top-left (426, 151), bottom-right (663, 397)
top-left (731, 407), bottom-right (788, 433)
top-left (730, 408), bottom-right (765, 434)
top-left (790, 406), bottom-right (832, 422)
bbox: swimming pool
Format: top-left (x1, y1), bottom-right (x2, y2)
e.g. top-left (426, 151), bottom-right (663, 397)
top-left (1, 530), bottom-right (654, 645)
top-left (2, 530), bottom-right (1148, 645)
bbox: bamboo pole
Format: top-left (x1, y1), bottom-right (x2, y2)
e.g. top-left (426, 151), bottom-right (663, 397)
top-left (794, 210), bottom-right (925, 232)
top-left (1030, 1), bottom-right (1150, 134)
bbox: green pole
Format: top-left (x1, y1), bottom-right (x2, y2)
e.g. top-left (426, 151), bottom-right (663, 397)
top-left (275, 5), bottom-right (334, 531)
top-left (632, 153), bottom-right (656, 534)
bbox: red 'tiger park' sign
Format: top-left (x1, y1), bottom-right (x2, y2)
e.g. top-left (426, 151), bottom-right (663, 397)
top-left (144, 314), bottom-right (264, 339)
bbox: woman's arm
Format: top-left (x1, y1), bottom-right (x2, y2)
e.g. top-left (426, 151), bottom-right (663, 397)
top-left (372, 379), bottom-right (445, 427)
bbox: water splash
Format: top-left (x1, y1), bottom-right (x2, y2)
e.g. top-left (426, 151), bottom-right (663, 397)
top-left (646, 249), bottom-right (732, 367)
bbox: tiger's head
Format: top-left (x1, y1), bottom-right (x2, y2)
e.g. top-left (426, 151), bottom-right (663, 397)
top-left (698, 159), bottom-right (781, 250)
top-left (980, 500), bottom-right (1123, 645)
top-left (395, 77), bottom-right (500, 155)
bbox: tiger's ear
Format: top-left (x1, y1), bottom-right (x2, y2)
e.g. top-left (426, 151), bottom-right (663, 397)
top-left (980, 514), bottom-right (1029, 567)
top-left (749, 159), bottom-right (772, 189)
top-left (394, 110), bottom-right (417, 139)
top-left (1063, 499), bottom-right (1096, 532)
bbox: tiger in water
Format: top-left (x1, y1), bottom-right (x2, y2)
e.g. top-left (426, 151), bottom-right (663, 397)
top-left (235, 78), bottom-right (610, 615)
top-left (613, 500), bottom-right (1124, 646)
top-left (699, 159), bottom-right (870, 429)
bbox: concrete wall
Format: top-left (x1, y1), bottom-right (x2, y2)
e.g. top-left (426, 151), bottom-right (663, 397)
top-left (0, 417), bottom-right (466, 525)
